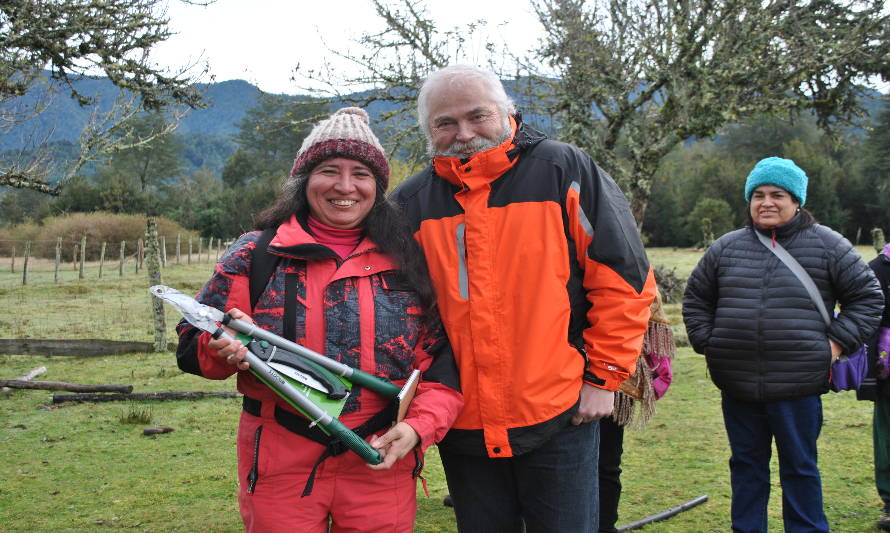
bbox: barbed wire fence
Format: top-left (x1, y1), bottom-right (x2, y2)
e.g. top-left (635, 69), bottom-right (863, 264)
top-left (0, 232), bottom-right (236, 346)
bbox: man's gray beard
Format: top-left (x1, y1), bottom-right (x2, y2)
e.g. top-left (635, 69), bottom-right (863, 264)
top-left (430, 116), bottom-right (513, 159)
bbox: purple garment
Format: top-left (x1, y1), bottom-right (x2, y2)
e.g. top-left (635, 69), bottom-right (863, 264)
top-left (879, 327), bottom-right (890, 355)
top-left (830, 343), bottom-right (869, 391)
top-left (645, 350), bottom-right (673, 399)
top-left (877, 328), bottom-right (890, 380)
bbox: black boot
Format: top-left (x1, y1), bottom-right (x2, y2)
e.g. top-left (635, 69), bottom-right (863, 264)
top-left (878, 500), bottom-right (890, 531)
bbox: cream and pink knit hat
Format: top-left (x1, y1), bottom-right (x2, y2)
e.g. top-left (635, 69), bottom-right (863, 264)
top-left (290, 107), bottom-right (390, 190)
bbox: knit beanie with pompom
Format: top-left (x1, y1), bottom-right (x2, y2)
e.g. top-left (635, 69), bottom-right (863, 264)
top-left (290, 107), bottom-right (390, 190)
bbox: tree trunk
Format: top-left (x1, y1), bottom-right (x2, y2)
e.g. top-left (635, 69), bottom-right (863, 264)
top-left (0, 380), bottom-right (133, 392)
top-left (1, 366), bottom-right (46, 392)
top-left (53, 391), bottom-right (241, 403)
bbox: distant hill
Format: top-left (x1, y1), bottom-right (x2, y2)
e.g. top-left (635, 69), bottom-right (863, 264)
top-left (0, 76), bottom-right (261, 149)
top-left (0, 72), bottom-right (885, 177)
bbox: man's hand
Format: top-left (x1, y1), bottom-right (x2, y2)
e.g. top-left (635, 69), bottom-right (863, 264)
top-left (829, 339), bottom-right (843, 363)
top-left (206, 308), bottom-right (252, 371)
top-left (367, 422), bottom-right (420, 470)
top-left (571, 383), bottom-right (614, 425)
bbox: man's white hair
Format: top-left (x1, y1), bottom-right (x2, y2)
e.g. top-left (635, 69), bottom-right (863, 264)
top-left (417, 64), bottom-right (516, 140)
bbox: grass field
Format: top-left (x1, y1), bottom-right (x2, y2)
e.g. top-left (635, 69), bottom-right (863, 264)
top-left (0, 246), bottom-right (884, 532)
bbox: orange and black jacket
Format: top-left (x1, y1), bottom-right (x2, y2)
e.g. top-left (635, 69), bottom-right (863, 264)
top-left (390, 118), bottom-right (656, 458)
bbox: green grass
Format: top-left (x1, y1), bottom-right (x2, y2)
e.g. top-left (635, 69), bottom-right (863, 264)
top-left (0, 247), bottom-right (884, 532)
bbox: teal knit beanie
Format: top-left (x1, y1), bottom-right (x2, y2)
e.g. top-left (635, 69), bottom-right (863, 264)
top-left (743, 157), bottom-right (808, 206)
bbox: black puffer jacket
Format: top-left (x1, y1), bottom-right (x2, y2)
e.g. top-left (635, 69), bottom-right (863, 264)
top-left (683, 214), bottom-right (883, 402)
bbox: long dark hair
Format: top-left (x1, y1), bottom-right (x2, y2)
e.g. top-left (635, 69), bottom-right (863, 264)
top-left (254, 174), bottom-right (438, 324)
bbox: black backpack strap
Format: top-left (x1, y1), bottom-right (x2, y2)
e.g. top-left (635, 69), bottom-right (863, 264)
top-left (249, 227), bottom-right (281, 312)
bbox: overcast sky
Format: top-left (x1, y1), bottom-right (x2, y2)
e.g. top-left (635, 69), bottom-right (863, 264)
top-left (151, 0), bottom-right (544, 95)
top-left (150, 0), bottom-right (889, 96)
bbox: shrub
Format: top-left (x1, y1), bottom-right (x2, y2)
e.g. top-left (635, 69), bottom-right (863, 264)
top-left (654, 264), bottom-right (686, 304)
top-left (27, 213), bottom-right (198, 260)
top-left (685, 197), bottom-right (736, 247)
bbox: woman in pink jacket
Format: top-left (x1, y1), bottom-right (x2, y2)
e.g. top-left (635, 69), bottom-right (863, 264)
top-left (176, 107), bottom-right (463, 532)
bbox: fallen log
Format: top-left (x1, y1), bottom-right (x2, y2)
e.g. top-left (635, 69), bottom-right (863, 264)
top-left (0, 339), bottom-right (177, 356)
top-left (53, 391), bottom-right (242, 403)
top-left (2, 366), bottom-right (46, 392)
top-left (0, 380), bottom-right (132, 393)
top-left (143, 426), bottom-right (175, 436)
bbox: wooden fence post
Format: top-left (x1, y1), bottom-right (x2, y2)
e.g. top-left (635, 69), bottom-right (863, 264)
top-left (54, 237), bottom-right (61, 283)
top-left (21, 241), bottom-right (30, 286)
top-left (98, 242), bottom-right (106, 278)
top-left (160, 236), bottom-right (167, 268)
top-left (72, 244), bottom-right (78, 270)
top-left (10, 245), bottom-right (14, 273)
top-left (176, 233), bottom-right (181, 265)
top-left (79, 235), bottom-right (86, 279)
top-left (198, 237), bottom-right (203, 263)
top-left (145, 218), bottom-right (166, 352)
top-left (136, 238), bottom-right (143, 274)
top-left (119, 241), bottom-right (126, 276)
top-left (188, 236), bottom-right (193, 265)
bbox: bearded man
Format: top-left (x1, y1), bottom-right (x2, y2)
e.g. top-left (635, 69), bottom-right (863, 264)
top-left (391, 64), bottom-right (656, 532)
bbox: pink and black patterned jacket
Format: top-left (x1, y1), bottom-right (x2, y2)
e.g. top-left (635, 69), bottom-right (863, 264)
top-left (175, 214), bottom-right (463, 452)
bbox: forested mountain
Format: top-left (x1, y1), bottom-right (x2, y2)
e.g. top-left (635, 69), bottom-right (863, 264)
top-left (1, 73), bottom-right (886, 246)
top-left (2, 72), bottom-right (884, 177)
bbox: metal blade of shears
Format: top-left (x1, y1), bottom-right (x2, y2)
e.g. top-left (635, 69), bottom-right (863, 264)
top-left (149, 285), bottom-right (333, 395)
top-left (150, 284), bottom-right (382, 465)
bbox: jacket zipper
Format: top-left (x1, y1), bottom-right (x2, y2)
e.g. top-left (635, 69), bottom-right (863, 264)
top-left (247, 425), bottom-right (263, 494)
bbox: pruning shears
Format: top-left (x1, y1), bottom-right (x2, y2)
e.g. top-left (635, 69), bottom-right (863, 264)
top-left (150, 285), bottom-right (404, 465)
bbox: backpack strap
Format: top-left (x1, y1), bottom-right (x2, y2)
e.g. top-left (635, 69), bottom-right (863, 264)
top-left (249, 227), bottom-right (281, 312)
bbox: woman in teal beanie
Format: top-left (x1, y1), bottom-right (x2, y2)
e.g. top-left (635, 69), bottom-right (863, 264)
top-left (684, 156), bottom-right (883, 532)
top-left (743, 156), bottom-right (809, 207)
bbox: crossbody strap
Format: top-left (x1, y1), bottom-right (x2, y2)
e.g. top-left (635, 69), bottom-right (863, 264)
top-left (754, 229), bottom-right (831, 327)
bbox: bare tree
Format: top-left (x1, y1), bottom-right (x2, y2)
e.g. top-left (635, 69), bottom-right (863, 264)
top-left (308, 0), bottom-right (889, 226)
top-left (533, 0), bottom-right (890, 224)
top-left (298, 0), bottom-right (498, 165)
top-left (0, 0), bottom-right (208, 194)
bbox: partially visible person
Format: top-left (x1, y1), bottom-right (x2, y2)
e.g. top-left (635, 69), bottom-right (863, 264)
top-left (391, 64), bottom-right (656, 532)
top-left (175, 107), bottom-right (463, 533)
top-left (682, 156), bottom-right (883, 533)
top-left (867, 243), bottom-right (890, 530)
top-left (599, 288), bottom-right (675, 533)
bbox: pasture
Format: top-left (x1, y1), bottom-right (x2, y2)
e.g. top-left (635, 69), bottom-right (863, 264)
top-left (0, 246), bottom-right (883, 532)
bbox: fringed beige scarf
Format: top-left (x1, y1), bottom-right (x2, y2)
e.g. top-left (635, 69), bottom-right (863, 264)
top-left (612, 292), bottom-right (676, 428)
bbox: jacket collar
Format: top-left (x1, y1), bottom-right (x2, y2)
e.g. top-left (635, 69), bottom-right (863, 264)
top-left (432, 115), bottom-right (547, 189)
top-left (752, 212), bottom-right (806, 240)
top-left (269, 214), bottom-right (378, 260)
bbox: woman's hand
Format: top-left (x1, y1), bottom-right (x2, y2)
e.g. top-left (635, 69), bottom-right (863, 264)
top-left (367, 422), bottom-right (420, 470)
top-left (829, 338), bottom-right (842, 363)
top-left (206, 308), bottom-right (252, 371)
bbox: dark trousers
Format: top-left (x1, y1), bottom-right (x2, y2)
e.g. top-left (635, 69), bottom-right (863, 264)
top-left (721, 393), bottom-right (829, 533)
top-left (875, 393), bottom-right (890, 502)
top-left (439, 420), bottom-right (600, 533)
top-left (598, 417), bottom-right (625, 533)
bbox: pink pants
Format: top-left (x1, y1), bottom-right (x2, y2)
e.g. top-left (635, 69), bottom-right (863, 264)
top-left (235, 411), bottom-right (418, 533)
